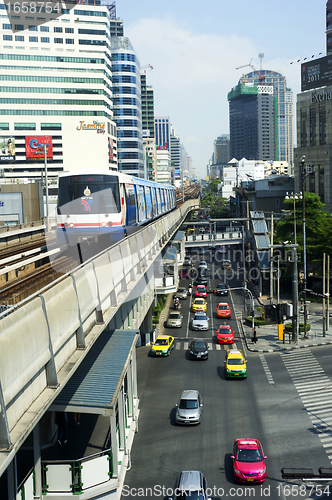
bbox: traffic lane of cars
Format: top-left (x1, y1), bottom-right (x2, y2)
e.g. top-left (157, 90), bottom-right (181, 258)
top-left (123, 344), bottom-right (275, 500)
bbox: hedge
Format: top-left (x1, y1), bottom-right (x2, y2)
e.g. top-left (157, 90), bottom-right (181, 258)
top-left (284, 323), bottom-right (311, 332)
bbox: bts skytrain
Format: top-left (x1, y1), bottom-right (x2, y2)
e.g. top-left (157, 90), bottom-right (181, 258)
top-left (56, 169), bottom-right (176, 244)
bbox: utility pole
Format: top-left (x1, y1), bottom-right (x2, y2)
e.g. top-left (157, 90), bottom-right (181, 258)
top-left (301, 156), bottom-right (308, 338)
top-left (270, 212), bottom-right (274, 304)
top-left (323, 252), bottom-right (326, 337)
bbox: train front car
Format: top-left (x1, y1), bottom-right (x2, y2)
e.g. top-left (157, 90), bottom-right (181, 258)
top-left (56, 170), bottom-right (126, 247)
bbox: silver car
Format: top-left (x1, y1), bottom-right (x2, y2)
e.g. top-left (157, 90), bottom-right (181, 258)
top-left (170, 470), bottom-right (211, 500)
top-left (166, 311), bottom-right (183, 328)
top-left (175, 287), bottom-right (188, 300)
top-left (175, 389), bottom-right (203, 425)
top-left (192, 313), bottom-right (209, 331)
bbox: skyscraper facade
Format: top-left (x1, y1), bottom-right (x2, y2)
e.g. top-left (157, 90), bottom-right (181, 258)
top-left (214, 135), bottom-right (230, 164)
top-left (228, 83), bottom-right (276, 162)
top-left (154, 116), bottom-right (170, 149)
top-left (239, 70), bottom-right (293, 165)
top-left (0, 0), bottom-right (121, 179)
top-left (111, 36), bottom-right (143, 177)
top-left (327, 0), bottom-right (332, 54)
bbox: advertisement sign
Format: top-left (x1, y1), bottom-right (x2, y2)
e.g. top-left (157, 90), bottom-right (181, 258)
top-left (26, 136), bottom-right (53, 159)
top-left (174, 169), bottom-right (181, 179)
top-left (0, 137), bottom-right (15, 162)
top-left (108, 137), bottom-right (114, 161)
top-left (301, 55), bottom-right (332, 91)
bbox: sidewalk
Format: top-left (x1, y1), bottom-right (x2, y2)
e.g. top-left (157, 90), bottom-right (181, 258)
top-left (242, 293), bottom-right (332, 353)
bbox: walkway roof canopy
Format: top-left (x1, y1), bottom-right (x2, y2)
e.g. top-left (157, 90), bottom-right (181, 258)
top-left (51, 330), bottom-right (139, 416)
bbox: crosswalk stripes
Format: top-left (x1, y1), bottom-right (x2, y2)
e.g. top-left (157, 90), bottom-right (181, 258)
top-left (281, 350), bottom-right (332, 463)
top-left (259, 354), bottom-right (275, 385)
top-left (174, 340), bottom-right (238, 351)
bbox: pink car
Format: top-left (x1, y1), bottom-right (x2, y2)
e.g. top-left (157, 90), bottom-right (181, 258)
top-left (231, 438), bottom-right (267, 483)
top-left (195, 285), bottom-right (207, 298)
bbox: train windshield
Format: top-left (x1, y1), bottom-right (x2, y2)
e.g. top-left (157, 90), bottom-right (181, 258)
top-left (58, 175), bottom-right (120, 215)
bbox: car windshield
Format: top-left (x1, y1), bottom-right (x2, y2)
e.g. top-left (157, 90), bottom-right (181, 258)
top-left (195, 314), bottom-right (206, 320)
top-left (197, 286), bottom-right (205, 291)
top-left (178, 492), bottom-right (204, 500)
top-left (179, 399), bottom-right (198, 409)
top-left (219, 328), bottom-right (232, 334)
top-left (169, 313), bottom-right (181, 319)
top-left (218, 284), bottom-right (226, 288)
top-left (194, 341), bottom-right (206, 349)
top-left (237, 448), bottom-right (262, 462)
top-left (218, 305), bottom-right (228, 310)
top-left (178, 288), bottom-right (186, 293)
top-left (155, 338), bottom-right (168, 345)
top-left (228, 358), bottom-right (244, 365)
top-left (195, 299), bottom-right (204, 304)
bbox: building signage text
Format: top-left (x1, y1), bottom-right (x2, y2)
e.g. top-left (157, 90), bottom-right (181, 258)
top-left (77, 120), bottom-right (105, 133)
top-left (311, 89), bottom-right (332, 103)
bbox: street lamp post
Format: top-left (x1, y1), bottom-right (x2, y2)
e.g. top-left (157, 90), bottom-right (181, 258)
top-left (244, 282), bottom-right (255, 338)
top-left (300, 156), bottom-right (308, 338)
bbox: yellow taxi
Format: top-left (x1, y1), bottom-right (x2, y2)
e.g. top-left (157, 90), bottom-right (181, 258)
top-left (192, 298), bottom-right (207, 313)
top-left (224, 349), bottom-right (247, 379)
top-left (150, 335), bottom-right (175, 357)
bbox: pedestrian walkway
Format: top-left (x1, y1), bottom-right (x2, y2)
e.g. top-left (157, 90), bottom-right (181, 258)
top-left (241, 293), bottom-right (332, 353)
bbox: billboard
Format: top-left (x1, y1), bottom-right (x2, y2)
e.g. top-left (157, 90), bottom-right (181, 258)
top-left (26, 136), bottom-right (53, 159)
top-left (174, 169), bottom-right (181, 179)
top-left (0, 137), bottom-right (15, 162)
top-left (301, 55), bottom-right (332, 91)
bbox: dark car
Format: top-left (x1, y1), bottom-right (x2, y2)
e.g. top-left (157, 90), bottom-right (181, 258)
top-left (179, 267), bottom-right (189, 279)
top-left (184, 256), bottom-right (193, 267)
top-left (195, 275), bottom-right (208, 286)
top-left (215, 283), bottom-right (228, 296)
top-left (189, 338), bottom-right (209, 360)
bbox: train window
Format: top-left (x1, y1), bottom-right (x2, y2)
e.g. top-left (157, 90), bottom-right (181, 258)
top-left (160, 189), bottom-right (165, 212)
top-left (125, 183), bottom-right (137, 226)
top-left (57, 178), bottom-right (120, 214)
top-left (136, 184), bottom-right (146, 222)
top-left (155, 188), bottom-right (161, 214)
top-left (145, 186), bottom-right (153, 218)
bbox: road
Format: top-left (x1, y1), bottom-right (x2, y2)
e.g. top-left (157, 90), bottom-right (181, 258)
top-left (122, 248), bottom-right (332, 500)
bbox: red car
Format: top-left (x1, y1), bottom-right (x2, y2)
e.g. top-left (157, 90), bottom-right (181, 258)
top-left (179, 268), bottom-right (189, 279)
top-left (195, 285), bottom-right (207, 298)
top-left (231, 438), bottom-right (267, 483)
top-left (216, 325), bottom-right (234, 344)
top-left (216, 302), bottom-right (231, 319)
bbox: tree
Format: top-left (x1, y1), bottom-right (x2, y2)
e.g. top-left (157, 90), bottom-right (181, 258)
top-left (274, 192), bottom-right (332, 271)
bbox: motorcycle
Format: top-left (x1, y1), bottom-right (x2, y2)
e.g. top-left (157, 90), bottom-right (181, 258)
top-left (173, 298), bottom-right (180, 310)
top-left (188, 285), bottom-right (193, 296)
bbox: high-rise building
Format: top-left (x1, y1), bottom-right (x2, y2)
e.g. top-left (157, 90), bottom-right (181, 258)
top-left (141, 73), bottom-right (154, 138)
top-left (238, 70), bottom-right (293, 165)
top-left (154, 116), bottom-right (170, 149)
top-left (0, 0), bottom-right (122, 180)
top-left (327, 0), bottom-right (332, 54)
top-left (170, 126), bottom-right (181, 184)
top-left (228, 83), bottom-right (276, 162)
top-left (111, 37), bottom-right (143, 177)
top-left (214, 135), bottom-right (230, 165)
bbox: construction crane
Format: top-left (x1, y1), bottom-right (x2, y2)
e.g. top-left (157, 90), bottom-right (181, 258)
top-left (236, 58), bottom-right (266, 84)
top-left (141, 64), bottom-right (153, 72)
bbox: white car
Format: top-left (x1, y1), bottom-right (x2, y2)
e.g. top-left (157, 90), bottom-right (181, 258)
top-left (192, 312), bottom-right (209, 331)
top-left (198, 260), bottom-right (207, 270)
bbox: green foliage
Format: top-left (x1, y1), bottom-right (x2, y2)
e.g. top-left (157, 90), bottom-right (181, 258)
top-left (284, 323), bottom-right (311, 332)
top-left (201, 179), bottom-right (230, 218)
top-left (274, 192), bottom-right (332, 271)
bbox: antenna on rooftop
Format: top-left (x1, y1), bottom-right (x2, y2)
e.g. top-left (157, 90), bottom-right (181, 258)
top-left (258, 53), bottom-right (264, 70)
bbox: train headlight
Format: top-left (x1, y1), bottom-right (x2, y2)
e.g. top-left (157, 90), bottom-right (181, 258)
top-left (69, 223), bottom-right (74, 228)
top-left (101, 222), bottom-right (107, 227)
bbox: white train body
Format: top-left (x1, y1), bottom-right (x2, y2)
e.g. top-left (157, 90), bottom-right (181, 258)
top-left (56, 169), bottom-right (176, 243)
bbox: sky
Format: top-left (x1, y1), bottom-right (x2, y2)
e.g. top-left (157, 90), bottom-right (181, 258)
top-left (116, 0), bottom-right (327, 178)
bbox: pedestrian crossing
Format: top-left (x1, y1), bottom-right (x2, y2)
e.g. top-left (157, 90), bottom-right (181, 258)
top-left (259, 354), bottom-right (275, 385)
top-left (281, 350), bottom-right (332, 461)
top-left (175, 340), bottom-right (240, 351)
